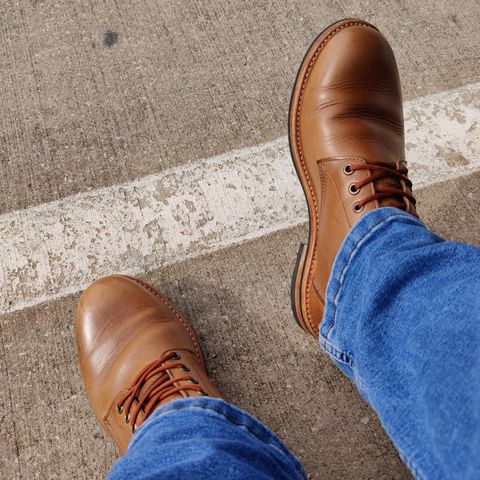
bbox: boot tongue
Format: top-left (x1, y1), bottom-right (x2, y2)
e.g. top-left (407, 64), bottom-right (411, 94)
top-left (119, 354), bottom-right (207, 430)
top-left (136, 369), bottom-right (185, 422)
top-left (368, 160), bottom-right (407, 210)
top-left (376, 177), bottom-right (405, 209)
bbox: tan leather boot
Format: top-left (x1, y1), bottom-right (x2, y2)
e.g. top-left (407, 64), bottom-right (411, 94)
top-left (289, 19), bottom-right (417, 338)
top-left (76, 275), bottom-right (221, 454)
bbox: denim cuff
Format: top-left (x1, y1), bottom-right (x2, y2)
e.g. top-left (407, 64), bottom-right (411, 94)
top-left (135, 397), bottom-right (287, 452)
top-left (131, 397), bottom-right (305, 477)
top-left (319, 207), bottom-right (423, 360)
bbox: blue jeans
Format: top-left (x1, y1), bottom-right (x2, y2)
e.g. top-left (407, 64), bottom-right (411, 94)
top-left (108, 208), bottom-right (480, 480)
top-left (107, 397), bottom-right (306, 479)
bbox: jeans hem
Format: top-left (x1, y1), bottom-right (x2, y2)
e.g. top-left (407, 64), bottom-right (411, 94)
top-left (320, 338), bottom-right (354, 366)
top-left (319, 208), bottom-right (435, 480)
top-left (320, 208), bottom-right (421, 342)
top-left (132, 397), bottom-right (306, 478)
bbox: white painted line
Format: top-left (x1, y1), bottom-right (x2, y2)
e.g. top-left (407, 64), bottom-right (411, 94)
top-left (2, 82), bottom-right (480, 315)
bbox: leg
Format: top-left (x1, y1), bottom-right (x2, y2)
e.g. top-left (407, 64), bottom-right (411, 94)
top-left (321, 207), bottom-right (480, 479)
top-left (289, 18), bottom-right (479, 479)
top-left (108, 398), bottom-right (305, 480)
top-left (76, 275), bottom-right (305, 480)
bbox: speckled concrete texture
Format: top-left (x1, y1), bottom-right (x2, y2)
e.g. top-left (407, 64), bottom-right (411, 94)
top-left (1, 83), bottom-right (479, 317)
top-left (1, 0), bottom-right (480, 479)
top-left (1, 0), bottom-right (479, 213)
top-left (2, 174), bottom-right (480, 479)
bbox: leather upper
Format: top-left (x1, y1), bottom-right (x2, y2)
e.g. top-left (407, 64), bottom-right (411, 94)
top-left (291, 20), bottom-right (416, 336)
top-left (301, 24), bottom-right (406, 166)
top-left (76, 275), bottom-right (221, 454)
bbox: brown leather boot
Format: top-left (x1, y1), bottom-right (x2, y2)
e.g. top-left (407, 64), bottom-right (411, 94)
top-left (76, 275), bottom-right (221, 454)
top-left (289, 19), bottom-right (417, 338)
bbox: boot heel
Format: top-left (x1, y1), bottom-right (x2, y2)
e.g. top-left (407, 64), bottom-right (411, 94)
top-left (291, 243), bottom-right (308, 331)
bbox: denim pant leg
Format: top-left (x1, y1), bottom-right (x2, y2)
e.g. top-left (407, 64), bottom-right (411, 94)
top-left (107, 397), bottom-right (306, 480)
top-left (320, 207), bottom-right (480, 480)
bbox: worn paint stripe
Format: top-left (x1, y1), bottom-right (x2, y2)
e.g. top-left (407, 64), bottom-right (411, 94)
top-left (2, 82), bottom-right (480, 315)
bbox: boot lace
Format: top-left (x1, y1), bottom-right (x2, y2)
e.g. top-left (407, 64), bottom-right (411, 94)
top-left (344, 161), bottom-right (416, 213)
top-left (116, 351), bottom-right (205, 432)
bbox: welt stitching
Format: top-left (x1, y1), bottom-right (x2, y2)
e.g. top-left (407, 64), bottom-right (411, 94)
top-left (127, 277), bottom-right (204, 366)
top-left (294, 21), bottom-right (375, 333)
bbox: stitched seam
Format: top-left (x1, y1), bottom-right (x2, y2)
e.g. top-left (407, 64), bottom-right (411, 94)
top-left (308, 162), bottom-right (328, 307)
top-left (294, 20), bottom-right (376, 334)
top-left (104, 390), bottom-right (132, 451)
top-left (397, 446), bottom-right (426, 480)
top-left (311, 280), bottom-right (325, 304)
top-left (310, 159), bottom-right (327, 306)
top-left (326, 213), bottom-right (406, 336)
top-left (126, 277), bottom-right (204, 367)
top-left (151, 403), bottom-right (306, 478)
top-left (310, 156), bottom-right (377, 313)
top-left (104, 415), bottom-right (123, 451)
top-left (356, 375), bottom-right (367, 392)
top-left (317, 156), bottom-right (375, 227)
top-left (321, 213), bottom-right (429, 480)
top-left (320, 159), bottom-right (354, 223)
top-left (321, 339), bottom-right (369, 392)
top-left (320, 339), bottom-right (354, 366)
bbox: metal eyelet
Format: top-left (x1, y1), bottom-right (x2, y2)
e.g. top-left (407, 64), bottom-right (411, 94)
top-left (116, 404), bottom-right (123, 414)
top-left (201, 390), bottom-right (209, 397)
top-left (343, 163), bottom-right (353, 175)
top-left (182, 366), bottom-right (190, 372)
top-left (125, 413), bottom-right (130, 423)
top-left (191, 379), bottom-right (199, 385)
top-left (353, 202), bottom-right (364, 213)
top-left (348, 183), bottom-right (360, 195)
top-left (132, 423), bottom-right (138, 433)
top-left (171, 352), bottom-right (181, 360)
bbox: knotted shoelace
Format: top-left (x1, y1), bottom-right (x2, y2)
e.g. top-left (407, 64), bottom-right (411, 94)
top-left (344, 161), bottom-right (416, 213)
top-left (116, 352), bottom-right (205, 431)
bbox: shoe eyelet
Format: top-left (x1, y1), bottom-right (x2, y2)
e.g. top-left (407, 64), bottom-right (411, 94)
top-left (201, 390), bottom-right (209, 397)
top-left (132, 423), bottom-right (138, 433)
top-left (125, 413), bottom-right (130, 423)
top-left (343, 163), bottom-right (353, 175)
top-left (348, 183), bottom-right (360, 195)
top-left (182, 366), bottom-right (190, 372)
top-left (171, 352), bottom-right (181, 360)
top-left (116, 404), bottom-right (123, 414)
top-left (191, 379), bottom-right (199, 385)
top-left (353, 202), bottom-right (364, 213)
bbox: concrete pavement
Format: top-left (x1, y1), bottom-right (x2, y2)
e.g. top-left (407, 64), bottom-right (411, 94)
top-left (1, 1), bottom-right (479, 478)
